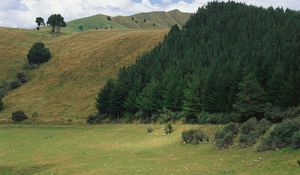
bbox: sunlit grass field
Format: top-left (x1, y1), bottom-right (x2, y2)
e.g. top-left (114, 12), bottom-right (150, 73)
top-left (0, 124), bottom-right (299, 175)
top-left (0, 27), bottom-right (167, 122)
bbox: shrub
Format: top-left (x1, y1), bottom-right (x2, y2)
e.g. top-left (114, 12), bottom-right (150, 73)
top-left (86, 114), bottom-right (98, 124)
top-left (32, 112), bottom-right (38, 119)
top-left (164, 122), bottom-right (174, 134)
top-left (239, 118), bottom-right (272, 147)
top-left (257, 119), bottom-right (300, 151)
top-left (215, 122), bottom-right (239, 149)
top-left (215, 132), bottom-right (234, 149)
top-left (291, 131), bottom-right (300, 149)
top-left (8, 80), bottom-right (21, 90)
top-left (16, 72), bottom-right (27, 83)
top-left (269, 120), bottom-right (299, 148)
top-left (222, 122), bottom-right (239, 136)
top-left (298, 160), bottom-right (300, 167)
top-left (0, 89), bottom-right (4, 111)
top-left (0, 101), bottom-right (3, 111)
top-left (182, 129), bottom-right (209, 144)
top-left (27, 42), bottom-right (51, 64)
top-left (12, 111), bottom-right (28, 122)
top-left (239, 118), bottom-right (259, 147)
top-left (147, 127), bottom-right (153, 134)
top-left (258, 119), bottom-right (272, 135)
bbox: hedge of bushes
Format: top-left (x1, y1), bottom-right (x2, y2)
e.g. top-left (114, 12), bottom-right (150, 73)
top-left (257, 117), bottom-right (300, 151)
top-left (239, 118), bottom-right (272, 147)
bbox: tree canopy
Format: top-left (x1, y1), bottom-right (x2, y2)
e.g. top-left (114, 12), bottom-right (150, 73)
top-left (47, 14), bottom-right (67, 33)
top-left (96, 2), bottom-right (300, 122)
top-left (27, 42), bottom-right (51, 64)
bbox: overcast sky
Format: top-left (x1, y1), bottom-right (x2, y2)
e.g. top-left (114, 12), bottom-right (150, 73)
top-left (1, 0), bottom-right (300, 28)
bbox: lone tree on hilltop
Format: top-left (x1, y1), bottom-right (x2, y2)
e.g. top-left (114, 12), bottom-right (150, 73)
top-left (35, 17), bottom-right (45, 31)
top-left (79, 25), bottom-right (84, 31)
top-left (27, 42), bottom-right (51, 64)
top-left (47, 14), bottom-right (67, 33)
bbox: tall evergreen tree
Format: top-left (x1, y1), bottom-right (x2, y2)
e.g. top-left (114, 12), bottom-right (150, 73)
top-left (136, 79), bottom-right (163, 118)
top-left (233, 73), bottom-right (270, 122)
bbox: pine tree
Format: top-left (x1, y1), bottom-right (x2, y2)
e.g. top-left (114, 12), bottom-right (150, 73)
top-left (96, 79), bottom-right (114, 114)
top-left (136, 80), bottom-right (163, 118)
top-left (182, 76), bottom-right (202, 120)
top-left (233, 73), bottom-right (270, 122)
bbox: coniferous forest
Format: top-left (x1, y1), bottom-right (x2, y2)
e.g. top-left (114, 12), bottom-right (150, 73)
top-left (96, 2), bottom-right (300, 123)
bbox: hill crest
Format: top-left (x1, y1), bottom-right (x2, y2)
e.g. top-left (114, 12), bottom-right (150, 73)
top-left (67, 10), bottom-right (191, 31)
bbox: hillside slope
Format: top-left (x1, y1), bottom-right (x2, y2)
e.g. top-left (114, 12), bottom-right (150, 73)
top-left (96, 2), bottom-right (300, 122)
top-left (67, 10), bottom-right (191, 31)
top-left (0, 28), bottom-right (167, 122)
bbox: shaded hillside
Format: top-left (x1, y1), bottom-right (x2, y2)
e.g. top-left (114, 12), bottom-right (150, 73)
top-left (67, 10), bottom-right (191, 31)
top-left (0, 28), bottom-right (167, 122)
top-left (97, 2), bottom-right (300, 122)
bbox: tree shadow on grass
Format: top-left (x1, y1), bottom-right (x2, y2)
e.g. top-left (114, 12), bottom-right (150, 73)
top-left (0, 164), bottom-right (55, 175)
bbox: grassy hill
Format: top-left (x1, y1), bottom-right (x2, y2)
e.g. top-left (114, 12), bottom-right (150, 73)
top-left (0, 28), bottom-right (168, 123)
top-left (67, 10), bottom-right (191, 32)
top-left (0, 124), bottom-right (299, 175)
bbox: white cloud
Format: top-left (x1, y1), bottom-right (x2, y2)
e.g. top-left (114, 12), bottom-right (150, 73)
top-left (0, 0), bottom-right (300, 28)
top-left (162, 0), bottom-right (172, 4)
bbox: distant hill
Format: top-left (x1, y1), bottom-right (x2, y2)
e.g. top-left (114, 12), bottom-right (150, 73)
top-left (67, 10), bottom-right (191, 31)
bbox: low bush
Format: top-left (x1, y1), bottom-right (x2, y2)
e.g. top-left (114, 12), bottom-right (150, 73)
top-left (164, 122), bottom-right (174, 134)
top-left (182, 129), bottom-right (209, 144)
top-left (12, 111), bottom-right (28, 122)
top-left (215, 122), bottom-right (239, 149)
top-left (239, 118), bottom-right (259, 147)
top-left (298, 160), bottom-right (300, 167)
top-left (215, 132), bottom-right (234, 149)
top-left (0, 101), bottom-right (3, 111)
top-left (32, 112), bottom-right (38, 119)
top-left (27, 42), bottom-right (51, 64)
top-left (0, 89), bottom-right (4, 111)
top-left (257, 118), bottom-right (300, 151)
top-left (291, 131), bottom-right (300, 149)
top-left (239, 118), bottom-right (272, 147)
top-left (258, 119), bottom-right (272, 135)
top-left (86, 114), bottom-right (98, 124)
top-left (223, 122), bottom-right (239, 136)
top-left (8, 80), bottom-right (21, 90)
top-left (147, 127), bottom-right (153, 134)
top-left (16, 72), bottom-right (27, 83)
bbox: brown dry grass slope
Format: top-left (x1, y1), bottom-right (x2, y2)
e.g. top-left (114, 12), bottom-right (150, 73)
top-left (0, 28), bottom-right (168, 122)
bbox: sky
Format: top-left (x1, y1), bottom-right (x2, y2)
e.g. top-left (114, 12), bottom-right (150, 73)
top-left (1, 0), bottom-right (300, 28)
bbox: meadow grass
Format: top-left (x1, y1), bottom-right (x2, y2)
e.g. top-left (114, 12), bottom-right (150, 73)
top-left (0, 124), bottom-right (299, 175)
